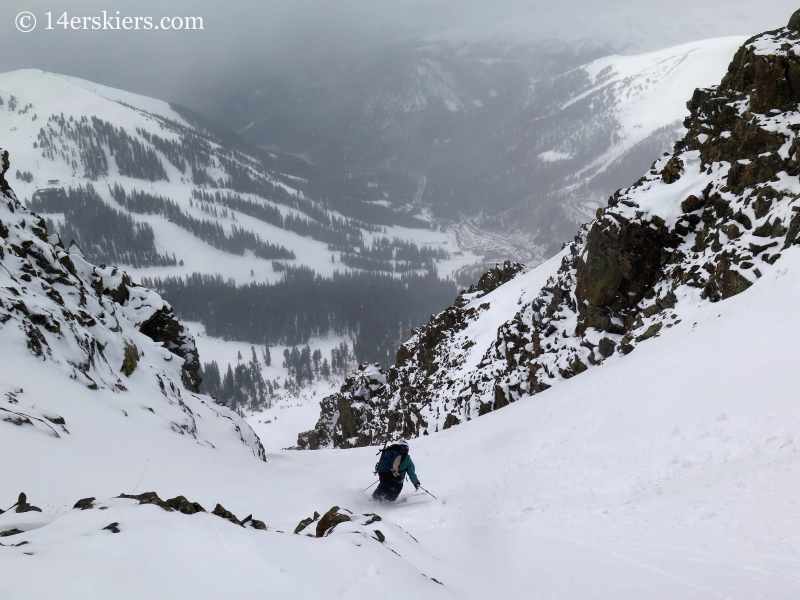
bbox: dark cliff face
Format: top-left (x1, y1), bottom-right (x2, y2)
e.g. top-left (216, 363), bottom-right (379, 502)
top-left (137, 307), bottom-right (202, 393)
top-left (300, 12), bottom-right (800, 449)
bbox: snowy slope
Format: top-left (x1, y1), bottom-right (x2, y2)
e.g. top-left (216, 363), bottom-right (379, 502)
top-left (487, 36), bottom-right (749, 253)
top-left (0, 143), bottom-right (450, 597)
top-left (3, 207), bottom-right (800, 598)
top-left (5, 16), bottom-right (800, 599)
top-left (565, 36), bottom-right (748, 180)
top-left (0, 69), bottom-right (472, 283)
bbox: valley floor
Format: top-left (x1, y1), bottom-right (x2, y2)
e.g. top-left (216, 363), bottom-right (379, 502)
top-left (4, 251), bottom-right (800, 598)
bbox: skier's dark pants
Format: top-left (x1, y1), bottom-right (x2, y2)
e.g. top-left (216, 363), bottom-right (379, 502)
top-left (372, 472), bottom-right (403, 502)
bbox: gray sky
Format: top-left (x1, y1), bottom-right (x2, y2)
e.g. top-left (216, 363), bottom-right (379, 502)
top-left (0, 0), bottom-right (795, 106)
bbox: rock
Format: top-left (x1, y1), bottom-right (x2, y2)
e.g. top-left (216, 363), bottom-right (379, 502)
top-left (598, 338), bottom-right (616, 359)
top-left (73, 497), bottom-right (96, 510)
top-left (211, 503), bottom-right (242, 526)
top-left (702, 259), bottom-right (753, 302)
top-left (103, 522), bottom-right (120, 534)
top-left (138, 307), bottom-right (201, 392)
top-left (117, 491), bottom-right (173, 511)
top-left (661, 156), bottom-right (684, 183)
top-left (0, 528), bottom-right (23, 537)
top-left (749, 241), bottom-right (779, 256)
top-left (635, 323), bottom-right (663, 343)
top-left (575, 214), bottom-right (675, 317)
top-left (721, 223), bottom-right (741, 240)
top-left (681, 195), bottom-right (704, 213)
top-left (363, 513), bottom-right (382, 526)
top-left (465, 261), bottom-right (526, 297)
top-left (297, 365), bottom-right (389, 449)
top-left (316, 506), bottom-right (351, 537)
top-left (121, 341), bottom-right (138, 377)
top-left (658, 291), bottom-right (677, 310)
top-left (12, 492), bottom-right (42, 514)
top-left (249, 519), bottom-right (267, 530)
top-left (294, 517), bottom-right (315, 534)
top-left (165, 495), bottom-right (205, 515)
top-left (790, 9), bottom-right (800, 31)
top-left (442, 413), bottom-right (460, 430)
top-left (373, 529), bottom-right (386, 542)
top-left (783, 214), bottom-right (800, 248)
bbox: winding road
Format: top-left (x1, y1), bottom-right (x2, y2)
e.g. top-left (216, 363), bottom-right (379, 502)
top-left (454, 213), bottom-right (546, 282)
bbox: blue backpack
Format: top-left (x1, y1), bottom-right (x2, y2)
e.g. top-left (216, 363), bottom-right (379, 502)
top-left (375, 444), bottom-right (404, 474)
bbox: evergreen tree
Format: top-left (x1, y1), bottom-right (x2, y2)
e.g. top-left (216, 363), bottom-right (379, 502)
top-left (312, 349), bottom-right (322, 375)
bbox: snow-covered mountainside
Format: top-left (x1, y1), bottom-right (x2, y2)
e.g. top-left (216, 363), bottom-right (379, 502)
top-left (0, 145), bottom-right (264, 462)
top-left (5, 164), bottom-right (800, 597)
top-left (0, 69), bottom-right (477, 369)
top-left (0, 69), bottom-right (467, 284)
top-left (299, 15), bottom-right (800, 448)
top-left (505, 36), bottom-right (747, 250)
top-left (214, 37), bottom-right (745, 257)
top-left (6, 15), bottom-right (800, 599)
top-left (0, 149), bottom-right (455, 598)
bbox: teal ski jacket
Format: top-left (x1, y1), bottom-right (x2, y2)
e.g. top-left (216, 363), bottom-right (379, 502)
top-left (393, 454), bottom-right (419, 485)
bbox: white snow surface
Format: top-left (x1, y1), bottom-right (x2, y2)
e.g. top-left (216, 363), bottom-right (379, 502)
top-left (185, 320), bottom-right (347, 451)
top-left (4, 238), bottom-right (800, 597)
top-left (580, 37), bottom-right (747, 136)
top-left (562, 37), bottom-right (747, 178)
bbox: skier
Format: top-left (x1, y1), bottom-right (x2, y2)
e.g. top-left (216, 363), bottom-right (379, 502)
top-left (372, 440), bottom-right (420, 502)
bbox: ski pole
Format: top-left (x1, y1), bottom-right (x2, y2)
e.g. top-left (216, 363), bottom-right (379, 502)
top-left (364, 480), bottom-right (379, 491)
top-left (420, 486), bottom-right (437, 499)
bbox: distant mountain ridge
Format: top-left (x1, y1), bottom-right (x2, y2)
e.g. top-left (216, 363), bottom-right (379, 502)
top-left (0, 70), bottom-right (450, 283)
top-left (298, 13), bottom-right (800, 448)
top-left (0, 70), bottom-right (468, 366)
top-left (213, 37), bottom-right (744, 256)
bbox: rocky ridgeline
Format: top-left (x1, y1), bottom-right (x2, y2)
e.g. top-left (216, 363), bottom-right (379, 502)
top-left (0, 147), bottom-right (199, 391)
top-left (297, 262), bottom-right (525, 448)
top-left (299, 12), bottom-right (800, 449)
top-left (0, 147), bottom-right (265, 458)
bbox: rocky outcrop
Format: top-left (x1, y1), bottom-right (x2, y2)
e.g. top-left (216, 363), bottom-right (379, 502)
top-left (294, 506), bottom-right (387, 540)
top-left (4, 492), bottom-right (270, 538)
top-left (138, 306), bottom-right (201, 392)
top-left (0, 149), bottom-right (202, 393)
top-left (300, 13), bottom-right (800, 448)
top-left (116, 492), bottom-right (266, 529)
top-left (315, 506), bottom-right (352, 537)
top-left (0, 146), bottom-right (265, 460)
top-left (298, 262), bottom-right (523, 449)
top-left (7, 492), bottom-right (41, 514)
top-left (95, 267), bottom-right (201, 392)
